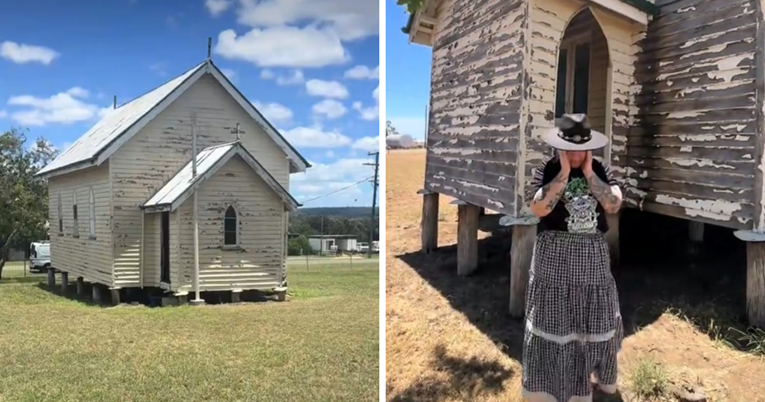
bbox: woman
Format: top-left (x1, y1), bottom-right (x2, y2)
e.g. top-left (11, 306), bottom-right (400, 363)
top-left (521, 114), bottom-right (624, 402)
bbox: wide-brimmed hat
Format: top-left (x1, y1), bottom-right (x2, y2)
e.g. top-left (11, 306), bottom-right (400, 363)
top-left (542, 114), bottom-right (608, 151)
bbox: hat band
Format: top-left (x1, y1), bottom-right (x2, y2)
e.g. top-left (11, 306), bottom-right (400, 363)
top-left (557, 130), bottom-right (591, 144)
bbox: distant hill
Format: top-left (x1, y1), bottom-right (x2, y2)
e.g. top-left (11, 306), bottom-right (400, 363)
top-left (296, 207), bottom-right (378, 219)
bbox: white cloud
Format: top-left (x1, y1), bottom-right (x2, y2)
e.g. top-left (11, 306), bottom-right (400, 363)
top-left (235, 0), bottom-right (378, 41)
top-left (0, 41), bottom-right (59, 65)
top-left (65, 87), bottom-right (89, 98)
top-left (205, 0), bottom-right (232, 16)
top-left (352, 102), bottom-right (378, 121)
top-left (281, 126), bottom-right (351, 148)
top-left (6, 87), bottom-right (110, 126)
top-left (305, 79), bottom-right (349, 99)
top-left (276, 70), bottom-right (304, 85)
top-left (0, 110), bottom-right (7, 119)
top-left (220, 68), bottom-right (237, 82)
top-left (149, 62), bottom-right (167, 76)
top-left (351, 136), bottom-right (379, 152)
top-left (351, 85), bottom-right (379, 121)
top-left (214, 27), bottom-right (349, 68)
top-left (325, 150), bottom-right (335, 158)
top-left (312, 99), bottom-right (346, 119)
top-left (259, 69), bottom-right (304, 85)
top-left (253, 101), bottom-right (293, 122)
top-left (344, 65), bottom-right (379, 80)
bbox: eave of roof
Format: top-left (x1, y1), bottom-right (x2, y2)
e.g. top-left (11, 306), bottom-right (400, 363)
top-left (401, 0), bottom-right (660, 33)
top-left (36, 59), bottom-right (310, 178)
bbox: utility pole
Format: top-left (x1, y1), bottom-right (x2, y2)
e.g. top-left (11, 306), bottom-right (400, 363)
top-left (363, 152), bottom-right (379, 259)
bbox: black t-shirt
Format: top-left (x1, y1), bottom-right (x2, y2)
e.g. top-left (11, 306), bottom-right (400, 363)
top-left (531, 156), bottom-right (618, 234)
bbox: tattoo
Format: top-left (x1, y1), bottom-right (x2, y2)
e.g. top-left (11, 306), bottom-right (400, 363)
top-left (586, 172), bottom-right (622, 213)
top-left (532, 170), bottom-right (568, 215)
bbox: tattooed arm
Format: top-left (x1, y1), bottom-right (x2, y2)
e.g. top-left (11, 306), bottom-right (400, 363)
top-left (530, 169), bottom-right (569, 218)
top-left (583, 153), bottom-right (622, 214)
top-left (530, 151), bottom-right (571, 218)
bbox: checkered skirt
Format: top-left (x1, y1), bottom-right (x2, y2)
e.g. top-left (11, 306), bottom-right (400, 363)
top-left (522, 230), bottom-right (623, 402)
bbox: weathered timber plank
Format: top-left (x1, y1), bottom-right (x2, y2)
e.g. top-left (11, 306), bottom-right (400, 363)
top-left (625, 197), bottom-right (750, 230)
top-left (625, 133), bottom-right (755, 148)
top-left (428, 156), bottom-right (519, 177)
top-left (615, 165), bottom-right (755, 187)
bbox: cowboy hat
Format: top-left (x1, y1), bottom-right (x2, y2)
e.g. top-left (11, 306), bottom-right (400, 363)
top-left (542, 113), bottom-right (609, 151)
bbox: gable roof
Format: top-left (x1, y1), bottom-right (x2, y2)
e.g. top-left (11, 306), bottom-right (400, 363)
top-left (142, 141), bottom-right (300, 213)
top-left (37, 60), bottom-right (309, 178)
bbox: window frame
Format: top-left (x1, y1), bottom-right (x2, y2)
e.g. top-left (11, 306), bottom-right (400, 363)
top-left (222, 205), bottom-right (239, 250)
top-left (555, 32), bottom-right (592, 125)
top-left (88, 187), bottom-right (96, 239)
top-left (57, 193), bottom-right (63, 236)
top-left (72, 191), bottom-right (79, 238)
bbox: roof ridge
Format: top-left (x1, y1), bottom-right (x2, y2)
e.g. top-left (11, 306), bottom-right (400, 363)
top-left (117, 60), bottom-right (208, 109)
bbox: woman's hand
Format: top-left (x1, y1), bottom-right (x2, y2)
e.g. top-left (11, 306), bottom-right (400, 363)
top-left (582, 151), bottom-right (594, 177)
top-left (558, 150), bottom-right (571, 176)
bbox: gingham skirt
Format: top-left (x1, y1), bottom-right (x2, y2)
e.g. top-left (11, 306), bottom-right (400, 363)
top-left (521, 230), bottom-right (623, 402)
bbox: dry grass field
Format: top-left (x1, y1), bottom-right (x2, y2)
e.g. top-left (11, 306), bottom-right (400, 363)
top-left (385, 149), bottom-right (765, 402)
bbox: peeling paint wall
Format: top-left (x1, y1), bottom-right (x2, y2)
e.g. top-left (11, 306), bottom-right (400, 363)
top-left (170, 156), bottom-right (286, 293)
top-left (48, 162), bottom-right (113, 286)
top-left (423, 0), bottom-right (527, 215)
top-left (627, 0), bottom-right (758, 229)
top-left (111, 74), bottom-right (290, 288)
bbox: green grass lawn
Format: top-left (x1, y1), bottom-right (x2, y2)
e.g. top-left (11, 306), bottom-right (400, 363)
top-left (0, 262), bottom-right (380, 402)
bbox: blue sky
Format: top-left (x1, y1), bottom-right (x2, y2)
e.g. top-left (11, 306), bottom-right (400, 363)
top-left (0, 0), bottom-right (379, 208)
top-left (385, 0), bottom-right (432, 142)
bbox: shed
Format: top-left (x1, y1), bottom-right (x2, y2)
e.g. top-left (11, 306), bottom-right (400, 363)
top-left (308, 235), bottom-right (359, 253)
top-left (36, 53), bottom-right (308, 305)
top-left (405, 0), bottom-right (765, 326)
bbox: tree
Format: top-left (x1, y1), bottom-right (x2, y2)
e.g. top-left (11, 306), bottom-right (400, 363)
top-left (386, 120), bottom-right (399, 137)
top-left (397, 0), bottom-right (426, 13)
top-left (0, 129), bottom-right (58, 280)
top-left (287, 235), bottom-right (313, 256)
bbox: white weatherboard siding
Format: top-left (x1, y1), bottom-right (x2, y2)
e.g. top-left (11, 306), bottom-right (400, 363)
top-left (110, 74), bottom-right (290, 288)
top-left (48, 162), bottom-right (113, 285)
top-left (172, 156), bottom-right (286, 292)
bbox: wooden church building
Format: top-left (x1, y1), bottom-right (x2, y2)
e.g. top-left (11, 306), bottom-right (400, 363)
top-left (405, 0), bottom-right (765, 327)
top-left (36, 51), bottom-right (308, 305)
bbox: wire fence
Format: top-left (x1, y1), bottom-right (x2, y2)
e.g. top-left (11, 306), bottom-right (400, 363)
top-left (286, 255), bottom-right (380, 272)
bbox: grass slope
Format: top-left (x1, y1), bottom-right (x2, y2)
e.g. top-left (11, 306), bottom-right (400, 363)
top-left (0, 262), bottom-right (379, 402)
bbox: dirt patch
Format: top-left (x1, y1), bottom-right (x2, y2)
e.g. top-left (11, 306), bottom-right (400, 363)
top-left (385, 149), bottom-right (765, 402)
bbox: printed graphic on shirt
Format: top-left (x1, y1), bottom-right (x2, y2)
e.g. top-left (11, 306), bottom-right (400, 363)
top-left (563, 177), bottom-right (599, 234)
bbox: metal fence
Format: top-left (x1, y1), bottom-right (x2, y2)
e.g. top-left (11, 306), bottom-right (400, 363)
top-left (286, 255), bottom-right (380, 272)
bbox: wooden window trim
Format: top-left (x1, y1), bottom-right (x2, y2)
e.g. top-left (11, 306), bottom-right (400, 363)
top-left (556, 32), bottom-right (592, 126)
top-left (88, 187), bottom-right (96, 240)
top-left (223, 205), bottom-right (238, 248)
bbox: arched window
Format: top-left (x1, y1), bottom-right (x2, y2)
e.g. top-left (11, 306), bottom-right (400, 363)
top-left (57, 193), bottom-right (63, 233)
top-left (224, 206), bottom-right (237, 245)
top-left (89, 187), bottom-right (96, 238)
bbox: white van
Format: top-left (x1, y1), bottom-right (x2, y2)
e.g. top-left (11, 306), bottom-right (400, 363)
top-left (29, 242), bottom-right (51, 273)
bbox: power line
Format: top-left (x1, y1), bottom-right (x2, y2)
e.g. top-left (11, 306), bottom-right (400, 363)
top-left (300, 176), bottom-right (374, 205)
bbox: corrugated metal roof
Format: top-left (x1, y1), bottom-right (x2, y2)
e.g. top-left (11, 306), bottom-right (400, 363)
top-left (143, 141), bottom-right (299, 212)
top-left (37, 62), bottom-right (206, 176)
top-left (144, 142), bottom-right (234, 207)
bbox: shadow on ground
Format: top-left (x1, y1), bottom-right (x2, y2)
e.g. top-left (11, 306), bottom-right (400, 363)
top-left (396, 209), bottom-right (753, 365)
top-left (388, 344), bottom-right (514, 402)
